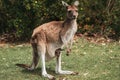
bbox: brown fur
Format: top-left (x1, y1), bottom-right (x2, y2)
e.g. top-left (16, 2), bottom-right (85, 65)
top-left (17, 1), bottom-right (79, 79)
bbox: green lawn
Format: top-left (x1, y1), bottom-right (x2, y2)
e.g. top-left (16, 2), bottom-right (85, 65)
top-left (0, 38), bottom-right (120, 80)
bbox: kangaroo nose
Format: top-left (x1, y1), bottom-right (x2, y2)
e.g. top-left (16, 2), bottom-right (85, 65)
top-left (72, 15), bottom-right (76, 19)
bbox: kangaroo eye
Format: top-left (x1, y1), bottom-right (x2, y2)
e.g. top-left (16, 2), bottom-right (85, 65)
top-left (75, 10), bottom-right (78, 12)
top-left (68, 10), bottom-right (72, 13)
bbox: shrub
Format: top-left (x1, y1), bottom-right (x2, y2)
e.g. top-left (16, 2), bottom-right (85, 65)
top-left (0, 0), bottom-right (120, 40)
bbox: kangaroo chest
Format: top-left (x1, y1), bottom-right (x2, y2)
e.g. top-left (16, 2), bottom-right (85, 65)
top-left (60, 22), bottom-right (77, 44)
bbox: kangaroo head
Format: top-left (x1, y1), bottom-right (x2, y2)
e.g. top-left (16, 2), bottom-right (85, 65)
top-left (62, 1), bottom-right (79, 20)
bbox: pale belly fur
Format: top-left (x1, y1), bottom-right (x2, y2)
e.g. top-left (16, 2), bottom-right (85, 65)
top-left (45, 27), bottom-right (77, 61)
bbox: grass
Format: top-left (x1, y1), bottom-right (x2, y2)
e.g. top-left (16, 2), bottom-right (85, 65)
top-left (0, 38), bottom-right (120, 80)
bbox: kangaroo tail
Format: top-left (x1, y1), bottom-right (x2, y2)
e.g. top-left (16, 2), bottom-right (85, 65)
top-left (16, 64), bottom-right (30, 69)
top-left (16, 35), bottom-right (39, 70)
top-left (30, 35), bottom-right (39, 68)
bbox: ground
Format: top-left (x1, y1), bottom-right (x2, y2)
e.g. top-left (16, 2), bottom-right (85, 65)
top-left (0, 38), bottom-right (120, 80)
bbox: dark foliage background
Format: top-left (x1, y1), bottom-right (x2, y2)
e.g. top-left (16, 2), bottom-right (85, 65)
top-left (0, 0), bottom-right (120, 41)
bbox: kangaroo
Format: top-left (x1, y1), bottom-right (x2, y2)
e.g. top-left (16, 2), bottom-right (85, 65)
top-left (17, 1), bottom-right (79, 80)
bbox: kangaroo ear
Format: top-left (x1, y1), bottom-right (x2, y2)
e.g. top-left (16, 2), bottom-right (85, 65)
top-left (74, 1), bottom-right (79, 6)
top-left (62, 1), bottom-right (69, 7)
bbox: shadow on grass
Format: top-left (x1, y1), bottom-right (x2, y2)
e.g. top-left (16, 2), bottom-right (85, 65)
top-left (15, 64), bottom-right (71, 79)
top-left (16, 64), bottom-right (56, 76)
top-left (21, 67), bottom-right (56, 76)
